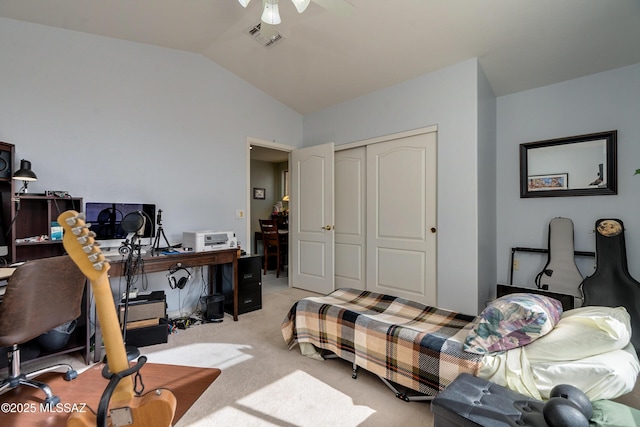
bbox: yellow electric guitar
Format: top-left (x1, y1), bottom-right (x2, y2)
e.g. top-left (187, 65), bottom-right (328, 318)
top-left (58, 210), bottom-right (177, 427)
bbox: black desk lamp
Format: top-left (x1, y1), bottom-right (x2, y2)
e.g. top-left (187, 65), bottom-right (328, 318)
top-left (13, 159), bottom-right (38, 194)
top-left (9, 160), bottom-right (38, 232)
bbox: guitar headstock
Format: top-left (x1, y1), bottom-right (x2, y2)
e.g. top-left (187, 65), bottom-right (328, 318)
top-left (58, 210), bottom-right (110, 281)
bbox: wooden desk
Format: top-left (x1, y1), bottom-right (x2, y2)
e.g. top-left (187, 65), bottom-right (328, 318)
top-left (0, 362), bottom-right (221, 427)
top-left (107, 249), bottom-right (238, 320)
top-left (93, 249), bottom-right (238, 362)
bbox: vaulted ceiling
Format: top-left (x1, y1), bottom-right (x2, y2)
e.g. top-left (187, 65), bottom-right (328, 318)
top-left (1, 0), bottom-right (639, 115)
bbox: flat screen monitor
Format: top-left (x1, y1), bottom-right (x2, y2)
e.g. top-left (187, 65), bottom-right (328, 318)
top-left (84, 202), bottom-right (156, 249)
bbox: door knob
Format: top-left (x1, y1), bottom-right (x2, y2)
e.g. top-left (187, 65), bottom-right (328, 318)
top-left (322, 225), bottom-right (334, 230)
top-left (430, 227), bottom-right (437, 233)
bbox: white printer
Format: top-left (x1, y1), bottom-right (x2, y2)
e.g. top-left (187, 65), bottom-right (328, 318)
top-left (182, 230), bottom-right (237, 252)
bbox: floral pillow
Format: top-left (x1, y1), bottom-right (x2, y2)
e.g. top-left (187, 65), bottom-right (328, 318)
top-left (464, 293), bottom-right (562, 354)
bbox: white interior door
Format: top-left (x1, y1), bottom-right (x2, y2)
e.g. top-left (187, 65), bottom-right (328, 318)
top-left (290, 143), bottom-right (335, 294)
top-left (334, 147), bottom-right (366, 290)
top-left (366, 131), bottom-right (437, 305)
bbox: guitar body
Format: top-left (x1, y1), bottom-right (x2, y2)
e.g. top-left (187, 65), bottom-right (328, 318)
top-left (58, 211), bottom-right (177, 427)
top-left (67, 387), bottom-right (177, 427)
top-left (581, 218), bottom-right (640, 352)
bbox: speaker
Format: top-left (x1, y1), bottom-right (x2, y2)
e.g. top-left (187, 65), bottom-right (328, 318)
top-left (0, 150), bottom-right (10, 179)
top-left (201, 294), bottom-right (224, 322)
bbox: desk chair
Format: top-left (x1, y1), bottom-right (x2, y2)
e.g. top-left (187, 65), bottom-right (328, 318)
top-left (259, 219), bottom-right (285, 278)
top-left (0, 256), bottom-right (87, 405)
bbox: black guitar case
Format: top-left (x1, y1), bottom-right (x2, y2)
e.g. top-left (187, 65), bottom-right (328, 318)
top-left (581, 218), bottom-right (640, 352)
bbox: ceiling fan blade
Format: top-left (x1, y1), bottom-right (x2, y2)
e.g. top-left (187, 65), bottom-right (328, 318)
top-left (311, 0), bottom-right (354, 17)
top-left (291, 0), bottom-right (311, 13)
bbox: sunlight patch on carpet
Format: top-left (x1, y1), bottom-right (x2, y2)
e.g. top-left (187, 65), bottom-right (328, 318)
top-left (188, 407), bottom-right (280, 426)
top-left (142, 342), bottom-right (253, 370)
top-left (190, 370), bottom-right (376, 426)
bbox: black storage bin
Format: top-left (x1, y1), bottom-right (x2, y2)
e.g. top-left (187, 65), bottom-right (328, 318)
top-left (201, 293), bottom-right (225, 322)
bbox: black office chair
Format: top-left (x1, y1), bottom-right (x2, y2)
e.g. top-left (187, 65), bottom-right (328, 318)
top-left (0, 256), bottom-right (87, 405)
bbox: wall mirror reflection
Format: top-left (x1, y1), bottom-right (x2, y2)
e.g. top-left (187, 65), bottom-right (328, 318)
top-left (520, 130), bottom-right (617, 198)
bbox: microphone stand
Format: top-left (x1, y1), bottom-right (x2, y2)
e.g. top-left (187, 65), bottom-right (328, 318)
top-left (114, 235), bottom-right (141, 362)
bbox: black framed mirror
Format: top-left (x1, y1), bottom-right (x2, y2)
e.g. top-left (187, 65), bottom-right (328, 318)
top-left (520, 130), bottom-right (617, 198)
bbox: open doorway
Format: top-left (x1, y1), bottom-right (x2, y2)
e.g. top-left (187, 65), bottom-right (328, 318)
top-left (247, 138), bottom-right (294, 292)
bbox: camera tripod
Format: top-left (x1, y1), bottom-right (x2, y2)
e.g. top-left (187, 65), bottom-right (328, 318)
top-left (152, 209), bottom-right (172, 251)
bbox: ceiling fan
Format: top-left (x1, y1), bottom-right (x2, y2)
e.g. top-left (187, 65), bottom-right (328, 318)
top-left (237, 0), bottom-right (354, 26)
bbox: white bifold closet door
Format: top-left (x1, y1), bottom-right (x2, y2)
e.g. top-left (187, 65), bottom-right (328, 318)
top-left (365, 131), bottom-right (437, 306)
top-left (291, 129), bottom-right (437, 304)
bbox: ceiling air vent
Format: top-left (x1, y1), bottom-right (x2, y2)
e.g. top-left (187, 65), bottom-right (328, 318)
top-left (245, 22), bottom-right (285, 48)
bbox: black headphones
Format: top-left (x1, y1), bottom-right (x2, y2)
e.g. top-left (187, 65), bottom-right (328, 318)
top-left (542, 384), bottom-right (592, 427)
top-left (167, 263), bottom-right (192, 290)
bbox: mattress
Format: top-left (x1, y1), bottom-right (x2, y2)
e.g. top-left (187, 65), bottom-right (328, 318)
top-left (282, 288), bottom-right (483, 396)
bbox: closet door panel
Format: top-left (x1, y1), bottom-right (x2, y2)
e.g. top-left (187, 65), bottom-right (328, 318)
top-left (366, 131), bottom-right (437, 305)
top-left (335, 147), bottom-right (366, 290)
top-left (376, 248), bottom-right (426, 294)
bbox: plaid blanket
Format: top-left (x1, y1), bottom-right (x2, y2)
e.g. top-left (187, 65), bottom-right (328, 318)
top-left (282, 288), bottom-right (483, 396)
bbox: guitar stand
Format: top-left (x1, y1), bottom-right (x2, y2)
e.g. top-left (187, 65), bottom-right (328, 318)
top-left (98, 356), bottom-right (148, 427)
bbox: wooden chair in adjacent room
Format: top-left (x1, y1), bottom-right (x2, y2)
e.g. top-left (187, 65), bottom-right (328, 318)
top-left (259, 219), bottom-right (285, 278)
top-left (0, 256), bottom-right (87, 405)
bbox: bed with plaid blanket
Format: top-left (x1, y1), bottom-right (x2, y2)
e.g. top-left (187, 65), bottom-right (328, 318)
top-left (281, 288), bottom-right (483, 397)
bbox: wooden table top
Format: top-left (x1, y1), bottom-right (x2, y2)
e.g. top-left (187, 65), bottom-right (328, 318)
top-left (0, 362), bottom-right (220, 426)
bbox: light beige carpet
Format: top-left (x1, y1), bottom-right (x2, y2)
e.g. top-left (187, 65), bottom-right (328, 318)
top-left (141, 287), bottom-right (432, 426)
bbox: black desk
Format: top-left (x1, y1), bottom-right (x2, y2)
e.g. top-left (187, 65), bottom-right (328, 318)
top-left (93, 249), bottom-right (238, 362)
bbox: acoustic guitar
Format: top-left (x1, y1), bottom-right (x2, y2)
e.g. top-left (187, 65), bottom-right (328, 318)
top-left (58, 210), bottom-right (177, 427)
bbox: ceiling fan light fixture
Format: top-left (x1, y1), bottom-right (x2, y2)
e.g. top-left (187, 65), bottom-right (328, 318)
top-left (291, 0), bottom-right (311, 13)
top-left (261, 0), bottom-right (281, 25)
top-left (237, 0), bottom-right (251, 7)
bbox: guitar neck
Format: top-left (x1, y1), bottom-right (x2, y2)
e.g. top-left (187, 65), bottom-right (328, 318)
top-left (92, 274), bottom-right (135, 404)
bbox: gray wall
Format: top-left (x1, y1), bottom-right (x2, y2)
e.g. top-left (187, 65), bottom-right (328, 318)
top-left (476, 64), bottom-right (498, 308)
top-left (250, 159), bottom-right (278, 245)
top-left (496, 62), bottom-right (640, 288)
top-left (304, 59), bottom-right (493, 315)
top-left (0, 17), bottom-right (303, 314)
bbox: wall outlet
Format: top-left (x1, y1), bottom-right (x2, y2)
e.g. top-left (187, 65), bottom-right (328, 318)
top-left (236, 209), bottom-right (245, 219)
top-left (513, 259), bottom-right (519, 271)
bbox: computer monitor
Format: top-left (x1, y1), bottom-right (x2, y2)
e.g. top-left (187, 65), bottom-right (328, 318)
top-left (84, 202), bottom-right (156, 250)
